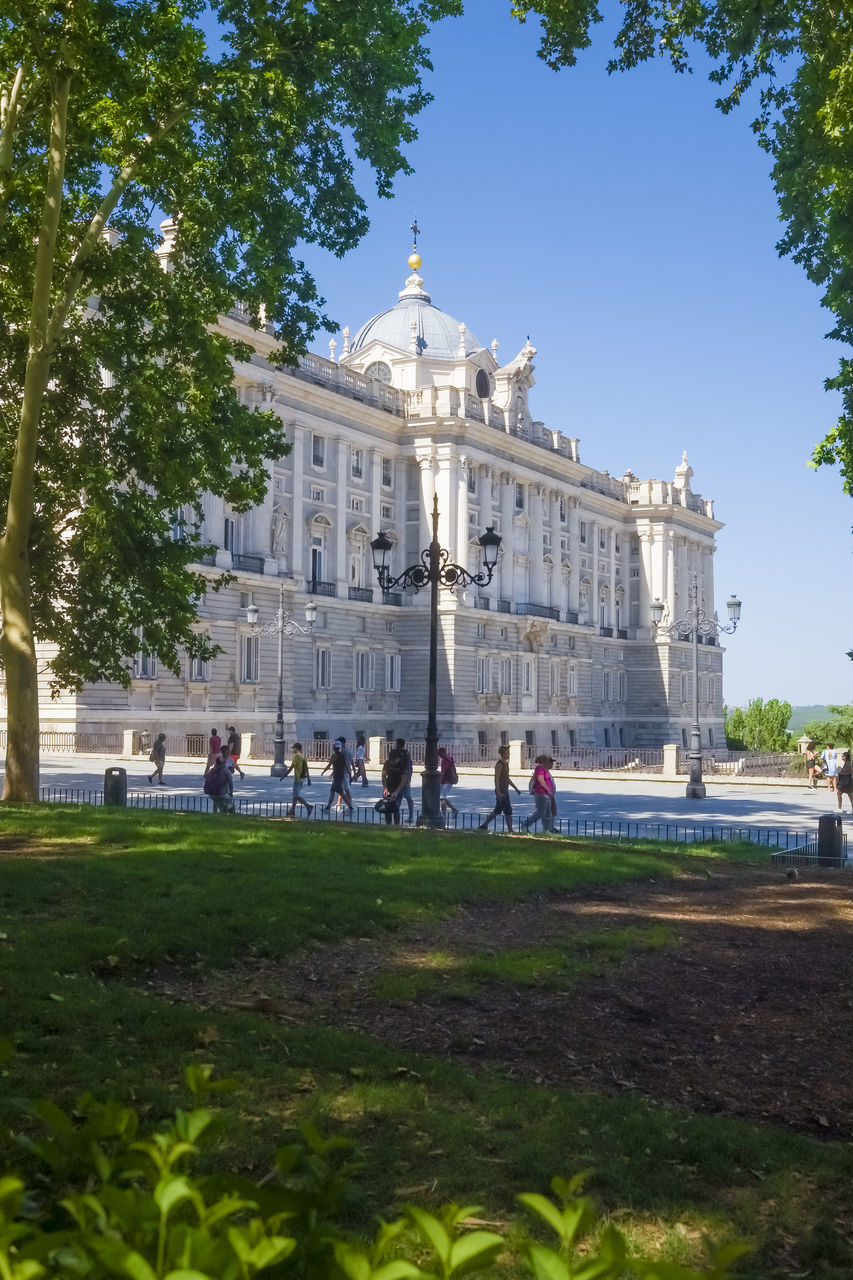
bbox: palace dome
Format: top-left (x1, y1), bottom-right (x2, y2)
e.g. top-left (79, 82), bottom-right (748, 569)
top-left (349, 270), bottom-right (483, 360)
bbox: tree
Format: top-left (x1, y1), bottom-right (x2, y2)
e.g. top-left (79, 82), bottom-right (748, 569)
top-left (803, 703), bottom-right (853, 748)
top-left (0, 0), bottom-right (459, 801)
top-left (723, 705), bottom-right (745, 750)
top-left (740, 697), bottom-right (792, 752)
top-left (519, 3), bottom-right (853, 490)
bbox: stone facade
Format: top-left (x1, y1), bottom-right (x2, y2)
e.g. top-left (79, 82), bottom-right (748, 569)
top-left (14, 245), bottom-right (728, 756)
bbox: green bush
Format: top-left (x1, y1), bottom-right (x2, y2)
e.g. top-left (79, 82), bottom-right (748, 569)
top-left (0, 1065), bottom-right (749, 1280)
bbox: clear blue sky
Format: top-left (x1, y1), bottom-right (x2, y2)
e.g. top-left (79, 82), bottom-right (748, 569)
top-left (297, 0), bottom-right (851, 711)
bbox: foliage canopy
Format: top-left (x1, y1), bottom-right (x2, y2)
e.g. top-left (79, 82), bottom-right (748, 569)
top-left (0, 0), bottom-right (458, 798)
top-left (520, 1), bottom-right (853, 488)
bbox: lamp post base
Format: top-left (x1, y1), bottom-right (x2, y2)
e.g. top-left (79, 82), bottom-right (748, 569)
top-left (270, 733), bottom-right (288, 779)
top-left (419, 768), bottom-right (445, 828)
top-left (685, 781), bottom-right (707, 799)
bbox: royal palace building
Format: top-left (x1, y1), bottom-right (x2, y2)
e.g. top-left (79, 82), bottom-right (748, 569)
top-left (25, 234), bottom-right (728, 758)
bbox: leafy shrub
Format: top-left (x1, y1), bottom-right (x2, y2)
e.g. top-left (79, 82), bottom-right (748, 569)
top-left (0, 1065), bottom-right (749, 1280)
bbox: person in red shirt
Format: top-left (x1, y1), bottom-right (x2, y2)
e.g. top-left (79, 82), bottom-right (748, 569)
top-left (204, 727), bottom-right (223, 777)
top-left (437, 745), bottom-right (458, 819)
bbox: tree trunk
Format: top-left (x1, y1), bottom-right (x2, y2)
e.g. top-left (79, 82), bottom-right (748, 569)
top-left (0, 73), bottom-right (70, 802)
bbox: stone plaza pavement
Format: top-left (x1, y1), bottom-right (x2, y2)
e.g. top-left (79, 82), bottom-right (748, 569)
top-left (17, 752), bottom-right (851, 838)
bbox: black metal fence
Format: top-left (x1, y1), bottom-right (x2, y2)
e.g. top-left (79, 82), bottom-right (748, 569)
top-left (37, 785), bottom-right (817, 848)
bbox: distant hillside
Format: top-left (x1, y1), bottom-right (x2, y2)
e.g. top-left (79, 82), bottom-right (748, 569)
top-left (788, 706), bottom-right (831, 735)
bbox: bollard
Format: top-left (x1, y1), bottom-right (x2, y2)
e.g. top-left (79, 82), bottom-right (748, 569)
top-left (104, 766), bottom-right (127, 808)
top-left (817, 813), bottom-right (843, 867)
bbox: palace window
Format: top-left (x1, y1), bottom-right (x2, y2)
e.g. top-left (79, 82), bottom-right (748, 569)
top-left (240, 634), bottom-right (259, 684)
top-left (351, 447), bottom-right (363, 480)
top-left (382, 456), bottom-right (393, 487)
top-left (579, 521), bottom-right (587, 544)
top-left (314, 645), bottom-right (332, 690)
top-left (515, 484), bottom-right (525, 511)
top-left (312, 434), bottom-right (325, 467)
top-left (385, 653), bottom-right (401, 692)
top-left (354, 650), bottom-right (375, 691)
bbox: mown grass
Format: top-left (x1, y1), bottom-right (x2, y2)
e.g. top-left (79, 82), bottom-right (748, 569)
top-left (0, 804), bottom-right (850, 1279)
top-left (372, 925), bottom-right (676, 1000)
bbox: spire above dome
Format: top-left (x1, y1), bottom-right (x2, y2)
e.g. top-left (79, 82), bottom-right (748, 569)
top-left (347, 235), bottom-right (483, 360)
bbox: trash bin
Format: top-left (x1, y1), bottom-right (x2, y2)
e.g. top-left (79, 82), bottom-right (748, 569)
top-left (104, 766), bottom-right (127, 808)
top-left (817, 813), bottom-right (843, 867)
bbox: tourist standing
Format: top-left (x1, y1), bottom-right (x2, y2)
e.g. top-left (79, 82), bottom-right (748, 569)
top-left (147, 733), bottom-right (167, 785)
top-left (204, 755), bottom-right (235, 814)
top-left (479, 745), bottom-right (520, 832)
top-left (226, 726), bottom-right (245, 779)
top-left (524, 755), bottom-right (557, 833)
top-left (437, 745), bottom-right (458, 819)
top-left (837, 751), bottom-right (853, 812)
top-left (805, 743), bottom-right (818, 789)
top-left (282, 742), bottom-right (313, 817)
top-left (823, 742), bottom-right (838, 793)
top-left (204, 727), bottom-right (223, 777)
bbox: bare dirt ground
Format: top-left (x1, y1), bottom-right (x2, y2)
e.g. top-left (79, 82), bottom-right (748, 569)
top-left (148, 864), bottom-right (853, 1137)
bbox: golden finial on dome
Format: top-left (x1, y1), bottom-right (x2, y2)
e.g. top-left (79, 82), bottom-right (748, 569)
top-left (408, 217), bottom-right (421, 272)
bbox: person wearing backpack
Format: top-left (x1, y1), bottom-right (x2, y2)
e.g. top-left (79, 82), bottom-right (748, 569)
top-left (437, 745), bottom-right (459, 819)
top-left (282, 742), bottom-right (313, 817)
top-left (203, 754), bottom-right (235, 814)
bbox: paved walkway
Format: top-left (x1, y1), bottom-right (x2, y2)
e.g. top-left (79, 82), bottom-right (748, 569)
top-left (19, 752), bottom-right (851, 837)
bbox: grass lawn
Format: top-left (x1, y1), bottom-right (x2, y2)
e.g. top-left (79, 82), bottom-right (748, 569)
top-left (0, 805), bottom-right (850, 1278)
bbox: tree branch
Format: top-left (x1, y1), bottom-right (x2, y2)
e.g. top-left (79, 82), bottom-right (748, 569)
top-left (45, 102), bottom-right (191, 353)
top-left (0, 64), bottom-right (28, 228)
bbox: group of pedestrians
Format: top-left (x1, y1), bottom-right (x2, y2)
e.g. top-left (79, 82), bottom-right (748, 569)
top-left (202, 726), bottom-right (244, 813)
top-left (479, 749), bottom-right (558, 834)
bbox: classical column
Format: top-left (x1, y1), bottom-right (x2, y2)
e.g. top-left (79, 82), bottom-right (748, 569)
top-left (290, 423), bottom-right (305, 587)
top-left (666, 530), bottom-right (676, 618)
top-left (336, 439), bottom-right (348, 594)
top-left (499, 473), bottom-right (515, 603)
top-left (456, 453), bottom-right (469, 570)
top-left (370, 447), bottom-right (382, 539)
top-left (567, 497), bottom-right (580, 617)
top-left (638, 530), bottom-right (653, 635)
top-left (530, 485), bottom-right (545, 604)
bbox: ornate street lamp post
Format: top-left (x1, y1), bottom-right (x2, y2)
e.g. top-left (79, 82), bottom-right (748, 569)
top-left (247, 584), bottom-right (317, 777)
top-left (651, 573), bottom-right (741, 799)
top-left (371, 494), bottom-right (501, 827)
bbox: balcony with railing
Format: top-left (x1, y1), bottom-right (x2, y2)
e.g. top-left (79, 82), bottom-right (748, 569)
top-left (232, 553), bottom-right (265, 574)
top-left (348, 586), bottom-right (374, 602)
top-left (309, 579), bottom-right (337, 598)
top-left (282, 353), bottom-right (408, 416)
top-left (475, 597), bottom-right (491, 610)
top-left (516, 602), bottom-right (561, 621)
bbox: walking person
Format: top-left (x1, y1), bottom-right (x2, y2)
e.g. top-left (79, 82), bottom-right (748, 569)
top-left (479, 745), bottom-right (520, 832)
top-left (204, 727), bottom-right (223, 777)
top-left (226, 726), bottom-right (245, 779)
top-left (437, 745), bottom-right (458, 820)
top-left (282, 742), bottom-right (313, 817)
top-left (380, 743), bottom-right (406, 825)
top-left (337, 736), bottom-right (354, 805)
top-left (321, 741), bottom-right (353, 814)
top-left (397, 738), bottom-right (415, 822)
top-left (823, 742), bottom-right (839, 793)
top-left (147, 732), bottom-right (167, 785)
top-left (805, 743), bottom-right (818, 789)
top-left (523, 755), bottom-right (557, 833)
top-left (352, 736), bottom-right (369, 787)
top-left (837, 751), bottom-right (853, 813)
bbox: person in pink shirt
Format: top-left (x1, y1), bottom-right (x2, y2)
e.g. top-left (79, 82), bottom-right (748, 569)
top-left (524, 755), bottom-right (557, 834)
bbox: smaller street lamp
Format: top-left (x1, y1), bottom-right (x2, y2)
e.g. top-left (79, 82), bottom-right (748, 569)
top-left (651, 573), bottom-right (741, 799)
top-left (247, 583), bottom-right (316, 777)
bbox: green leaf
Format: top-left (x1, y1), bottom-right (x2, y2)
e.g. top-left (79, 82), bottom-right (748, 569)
top-left (154, 1176), bottom-right (201, 1219)
top-left (515, 1194), bottom-right (567, 1239)
top-left (405, 1206), bottom-right (451, 1264)
top-left (447, 1231), bottom-right (504, 1277)
top-left (522, 1244), bottom-right (570, 1280)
